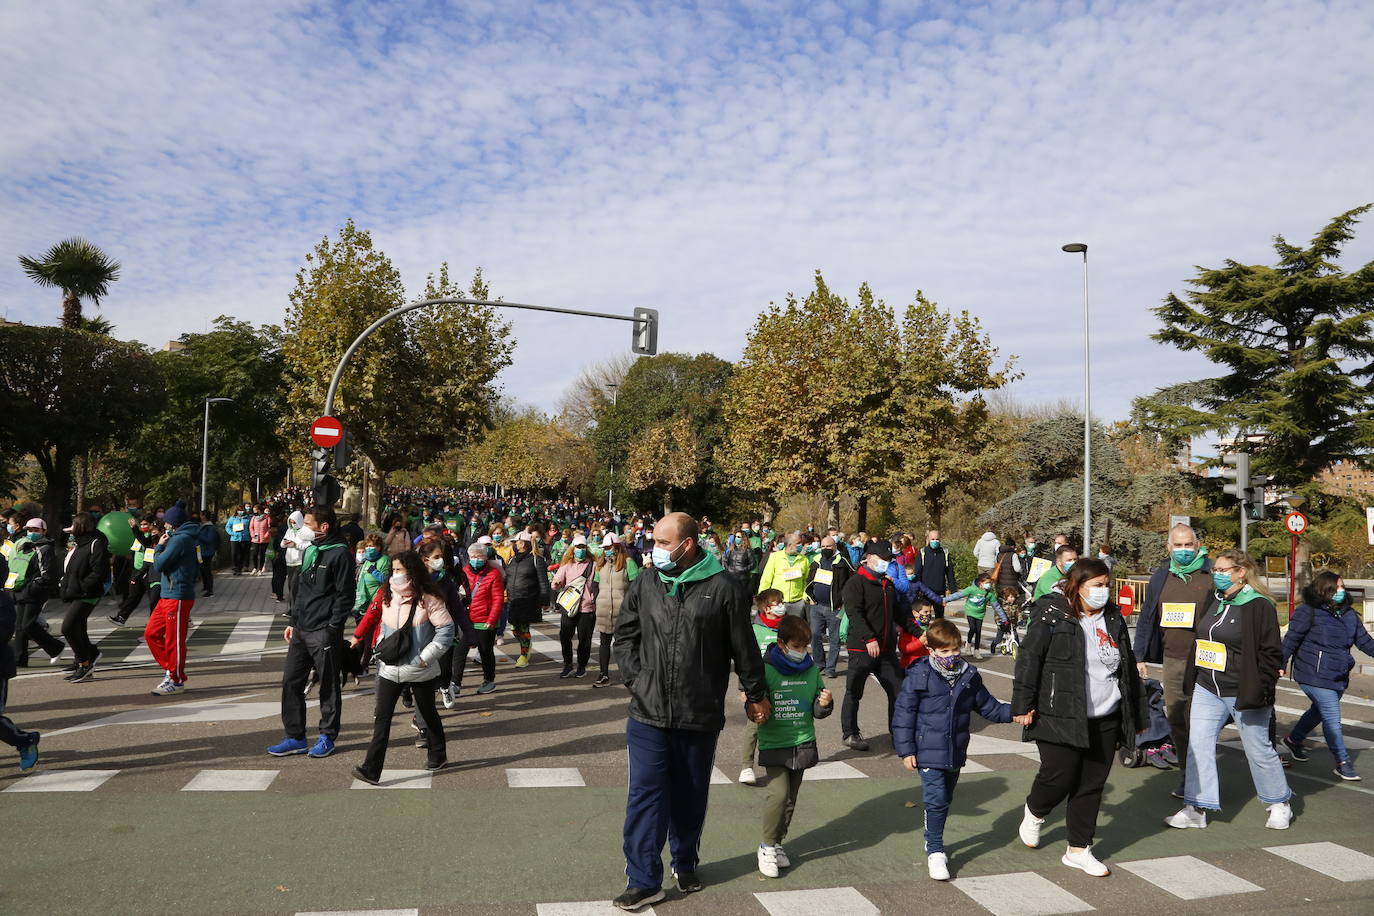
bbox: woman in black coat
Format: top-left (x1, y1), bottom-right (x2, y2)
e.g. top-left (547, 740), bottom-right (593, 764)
top-left (1011, 558), bottom-right (1144, 878)
top-left (504, 532), bottom-right (549, 667)
top-left (59, 513), bottom-right (112, 682)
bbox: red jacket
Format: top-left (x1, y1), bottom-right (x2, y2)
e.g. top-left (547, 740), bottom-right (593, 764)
top-left (463, 564), bottom-right (505, 628)
top-left (354, 590), bottom-right (385, 646)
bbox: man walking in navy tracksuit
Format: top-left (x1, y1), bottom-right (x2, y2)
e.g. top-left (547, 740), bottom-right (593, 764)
top-left (612, 512), bottom-right (769, 912)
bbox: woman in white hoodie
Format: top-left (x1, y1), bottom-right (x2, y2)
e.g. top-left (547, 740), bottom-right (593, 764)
top-left (352, 551), bottom-right (454, 783)
top-left (280, 510), bottom-right (308, 615)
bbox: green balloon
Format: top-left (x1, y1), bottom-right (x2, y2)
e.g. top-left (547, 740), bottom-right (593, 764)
top-left (97, 510), bottom-right (136, 555)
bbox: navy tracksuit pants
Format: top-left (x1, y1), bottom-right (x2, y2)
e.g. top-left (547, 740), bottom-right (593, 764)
top-left (622, 717), bottom-right (719, 889)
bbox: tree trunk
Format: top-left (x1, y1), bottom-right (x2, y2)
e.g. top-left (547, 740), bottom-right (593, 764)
top-left (826, 495), bottom-right (840, 530)
top-left (924, 485), bottom-right (945, 532)
top-left (76, 451), bottom-right (89, 512)
top-left (43, 446), bottom-right (75, 545)
top-left (62, 292), bottom-right (82, 330)
top-left (856, 494), bottom-right (869, 532)
top-left (662, 489), bottom-right (673, 517)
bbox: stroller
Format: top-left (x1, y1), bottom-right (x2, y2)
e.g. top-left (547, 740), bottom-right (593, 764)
top-left (1118, 677), bottom-right (1177, 768)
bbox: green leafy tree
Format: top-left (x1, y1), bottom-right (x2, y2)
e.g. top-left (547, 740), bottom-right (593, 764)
top-left (18, 238), bottom-right (121, 330)
top-left (0, 326), bottom-right (164, 532)
top-left (626, 417), bottom-right (703, 514)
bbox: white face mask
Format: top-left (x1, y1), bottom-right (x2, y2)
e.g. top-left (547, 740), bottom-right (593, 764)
top-left (1085, 586), bottom-right (1110, 610)
top-left (298, 525), bottom-right (316, 543)
top-left (426, 557), bottom-right (444, 572)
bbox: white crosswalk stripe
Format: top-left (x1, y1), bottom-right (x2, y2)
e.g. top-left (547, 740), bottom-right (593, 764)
top-left (1118, 855), bottom-right (1262, 899)
top-left (182, 769), bottom-right (279, 791)
top-left (506, 767), bottom-right (585, 787)
top-left (537, 903), bottom-right (655, 916)
top-left (952, 871), bottom-right (1094, 916)
top-left (213, 614), bottom-right (276, 662)
top-left (754, 886), bottom-right (879, 916)
top-left (1266, 841), bottom-right (1374, 881)
top-left (3, 769), bottom-right (120, 792)
top-left (350, 769), bottom-right (431, 790)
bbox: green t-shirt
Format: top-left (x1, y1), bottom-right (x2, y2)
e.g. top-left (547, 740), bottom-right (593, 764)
top-left (752, 619), bottom-right (781, 655)
top-left (757, 660), bottom-right (824, 750)
top-left (961, 585), bottom-right (993, 619)
top-left (1033, 566), bottom-right (1065, 600)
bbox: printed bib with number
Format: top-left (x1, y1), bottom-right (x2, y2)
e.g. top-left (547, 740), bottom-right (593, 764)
top-left (1160, 602), bottom-right (1196, 628)
top-left (781, 567), bottom-right (803, 581)
top-left (1195, 640), bottom-right (1227, 671)
top-left (814, 568), bottom-right (833, 586)
top-left (144, 548), bottom-right (156, 563)
top-left (196, 546), bottom-right (203, 563)
top-left (557, 589), bottom-right (582, 613)
top-left (232, 522), bottom-right (245, 532)
top-left (1, 541), bottom-right (14, 560)
top-left (4, 571), bottom-right (16, 589)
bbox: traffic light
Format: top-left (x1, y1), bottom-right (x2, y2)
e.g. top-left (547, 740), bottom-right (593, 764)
top-left (1220, 452), bottom-right (1250, 502)
top-left (332, 430), bottom-right (351, 472)
top-left (311, 447), bottom-right (341, 507)
top-left (1247, 473), bottom-right (1271, 520)
top-left (632, 307), bottom-right (659, 355)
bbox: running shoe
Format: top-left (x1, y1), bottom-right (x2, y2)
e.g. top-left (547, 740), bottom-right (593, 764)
top-left (267, 737), bottom-right (310, 756)
top-left (477, 680), bottom-right (496, 694)
top-left (306, 735), bottom-right (335, 758)
top-left (612, 887), bottom-right (665, 912)
top-left (1336, 760), bottom-right (1361, 781)
top-left (18, 735), bottom-right (39, 773)
top-left (1282, 734), bottom-right (1309, 761)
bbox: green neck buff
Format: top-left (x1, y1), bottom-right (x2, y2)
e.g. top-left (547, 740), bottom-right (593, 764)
top-left (1169, 547), bottom-right (1208, 581)
top-left (658, 549), bottom-right (724, 598)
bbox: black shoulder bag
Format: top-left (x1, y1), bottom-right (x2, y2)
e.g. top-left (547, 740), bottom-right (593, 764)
top-left (373, 596), bottom-right (420, 665)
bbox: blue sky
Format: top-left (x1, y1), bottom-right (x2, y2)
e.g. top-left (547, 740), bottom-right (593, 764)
top-left (3, 0), bottom-right (1373, 430)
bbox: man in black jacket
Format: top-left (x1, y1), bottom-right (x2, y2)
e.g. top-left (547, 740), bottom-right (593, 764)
top-left (913, 529), bottom-right (957, 617)
top-left (8, 519), bottom-right (62, 666)
top-left (268, 506), bottom-right (355, 760)
top-left (805, 536), bottom-right (850, 679)
top-left (840, 540), bottom-right (923, 751)
top-left (612, 512), bottom-right (769, 912)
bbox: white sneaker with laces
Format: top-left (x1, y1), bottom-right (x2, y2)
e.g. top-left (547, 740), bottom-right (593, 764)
top-left (739, 767), bottom-right (757, 785)
top-left (1164, 805), bottom-right (1208, 829)
top-left (1265, 802), bottom-right (1293, 829)
top-left (1019, 804), bottom-right (1044, 847)
top-left (757, 844), bottom-right (779, 878)
top-left (1062, 846), bottom-right (1110, 877)
top-left (927, 852), bottom-right (950, 881)
top-left (150, 678), bottom-right (183, 697)
top-left (441, 686), bottom-right (457, 709)
top-left (773, 845), bottom-right (790, 868)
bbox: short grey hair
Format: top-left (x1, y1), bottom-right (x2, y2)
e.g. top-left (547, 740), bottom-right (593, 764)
top-left (1168, 523), bottom-right (1199, 546)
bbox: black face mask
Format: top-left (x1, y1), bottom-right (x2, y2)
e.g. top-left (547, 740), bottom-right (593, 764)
top-left (821, 548), bottom-right (835, 559)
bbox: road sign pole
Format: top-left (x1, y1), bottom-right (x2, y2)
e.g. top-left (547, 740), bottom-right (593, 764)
top-left (1289, 532), bottom-right (1298, 612)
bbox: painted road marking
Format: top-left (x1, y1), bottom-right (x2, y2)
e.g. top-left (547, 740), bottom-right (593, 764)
top-left (213, 614), bottom-right (276, 662)
top-left (967, 734), bottom-right (1033, 755)
top-left (297, 911), bottom-right (419, 916)
top-left (350, 769), bottom-right (432, 790)
top-left (711, 767), bottom-right (733, 785)
top-left (182, 769), bottom-right (279, 792)
top-left (124, 618), bottom-right (204, 663)
top-left (961, 759), bottom-right (992, 774)
top-left (507, 767), bottom-right (585, 788)
top-left (1265, 842), bottom-right (1374, 881)
top-left (537, 903), bottom-right (657, 915)
top-left (4, 769), bottom-right (119, 793)
top-left (952, 871), bottom-right (1094, 916)
top-left (754, 886), bottom-right (879, 916)
top-left (807, 761), bottom-right (866, 780)
top-left (1118, 855), bottom-right (1262, 899)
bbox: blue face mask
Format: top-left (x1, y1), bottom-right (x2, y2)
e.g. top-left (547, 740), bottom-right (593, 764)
top-left (574, 547), bottom-right (587, 560)
top-left (783, 647), bottom-right (807, 663)
top-left (363, 547), bottom-right (380, 561)
top-left (929, 539), bottom-right (940, 548)
top-left (1172, 548), bottom-right (1198, 566)
top-left (652, 545), bottom-right (677, 572)
top-left (870, 560), bottom-right (890, 577)
top-left (1333, 589), bottom-right (1347, 605)
top-left (26, 531), bottom-right (42, 541)
top-left (1062, 560), bottom-right (1074, 572)
top-left (469, 557), bottom-right (486, 569)
top-left (1212, 571), bottom-right (1234, 591)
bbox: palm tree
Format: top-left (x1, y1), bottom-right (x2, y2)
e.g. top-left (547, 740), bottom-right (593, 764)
top-left (18, 238), bottom-right (121, 329)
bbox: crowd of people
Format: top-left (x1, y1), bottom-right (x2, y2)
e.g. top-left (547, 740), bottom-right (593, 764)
top-left (3, 491), bottom-right (1374, 910)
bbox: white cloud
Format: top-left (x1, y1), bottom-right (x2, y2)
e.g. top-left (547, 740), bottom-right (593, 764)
top-left (1, 0), bottom-right (1372, 423)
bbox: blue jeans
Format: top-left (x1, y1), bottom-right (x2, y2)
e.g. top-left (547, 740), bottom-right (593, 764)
top-left (1290, 683), bottom-right (1351, 764)
top-left (1185, 686), bottom-right (1291, 810)
top-left (622, 718), bottom-right (719, 890)
top-left (919, 767), bottom-right (961, 853)
top-left (809, 604), bottom-right (841, 672)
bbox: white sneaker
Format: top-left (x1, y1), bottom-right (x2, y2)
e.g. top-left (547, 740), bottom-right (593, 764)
top-left (739, 767), bottom-right (757, 785)
top-left (757, 843), bottom-right (779, 878)
top-left (150, 678), bottom-right (183, 697)
top-left (1019, 804), bottom-right (1044, 847)
top-left (1062, 846), bottom-right (1110, 877)
top-left (440, 686), bottom-right (457, 709)
top-left (1265, 802), bottom-right (1293, 829)
top-left (927, 852), bottom-right (950, 881)
top-left (773, 845), bottom-right (790, 868)
top-left (1164, 805), bottom-right (1208, 829)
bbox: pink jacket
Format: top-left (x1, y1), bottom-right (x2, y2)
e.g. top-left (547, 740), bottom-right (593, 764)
top-left (552, 558), bottom-right (598, 614)
top-left (249, 514), bottom-right (271, 543)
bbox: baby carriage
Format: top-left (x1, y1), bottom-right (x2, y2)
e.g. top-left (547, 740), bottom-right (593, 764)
top-left (1118, 677), bottom-right (1177, 768)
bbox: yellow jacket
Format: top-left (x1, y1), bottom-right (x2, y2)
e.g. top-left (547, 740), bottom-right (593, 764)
top-left (758, 550), bottom-right (812, 603)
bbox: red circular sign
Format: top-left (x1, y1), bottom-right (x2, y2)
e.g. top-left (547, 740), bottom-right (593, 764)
top-left (1283, 511), bottom-right (1308, 535)
top-left (310, 416), bottom-right (343, 448)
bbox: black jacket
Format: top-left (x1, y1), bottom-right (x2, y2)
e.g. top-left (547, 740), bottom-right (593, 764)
top-left (1012, 594), bottom-right (1145, 749)
top-left (994, 544), bottom-right (1022, 596)
top-left (842, 567), bottom-right (921, 654)
top-left (914, 545), bottom-right (957, 594)
top-left (613, 558), bottom-right (767, 732)
top-left (806, 550), bottom-right (850, 610)
top-left (290, 533), bottom-right (355, 632)
top-left (504, 550), bottom-right (550, 605)
top-left (12, 537), bottom-right (58, 603)
top-left (723, 546), bottom-right (756, 579)
top-left (1185, 593), bottom-right (1283, 711)
top-left (0, 587), bottom-right (16, 681)
top-left (59, 531), bottom-right (111, 601)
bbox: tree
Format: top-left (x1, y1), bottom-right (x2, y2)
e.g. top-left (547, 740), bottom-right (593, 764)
top-left (1137, 205), bottom-right (1374, 485)
top-left (0, 325), bottom-right (164, 533)
top-left (558, 354), bottom-right (636, 432)
top-left (459, 411), bottom-right (594, 495)
top-left (889, 292), bottom-right (1020, 528)
top-left (626, 417), bottom-right (703, 514)
top-left (18, 238), bottom-right (121, 329)
top-left (720, 272), bottom-right (903, 527)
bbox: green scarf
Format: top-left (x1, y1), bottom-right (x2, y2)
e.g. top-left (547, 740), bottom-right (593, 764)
top-left (657, 549), bottom-right (725, 598)
top-left (1169, 547), bottom-right (1208, 581)
top-left (1215, 584), bottom-right (1260, 615)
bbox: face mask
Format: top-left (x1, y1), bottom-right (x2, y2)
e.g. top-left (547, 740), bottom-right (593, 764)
top-left (298, 526), bottom-right (317, 543)
top-left (355, 551), bottom-right (364, 563)
top-left (364, 547), bottom-right (380, 561)
top-left (652, 544), bottom-right (679, 572)
top-left (869, 560), bottom-right (890, 577)
top-left (822, 547), bottom-right (835, 559)
top-left (469, 557), bottom-right (486, 569)
top-left (1061, 560), bottom-right (1074, 572)
top-left (933, 654), bottom-right (960, 671)
top-left (1171, 548), bottom-right (1198, 566)
top-left (1026, 542), bottom-right (1036, 551)
top-left (492, 533), bottom-right (504, 542)
top-left (426, 557), bottom-right (444, 572)
top-left (1333, 589), bottom-right (1346, 605)
top-left (929, 539), bottom-right (940, 548)
top-left (574, 547), bottom-right (587, 559)
top-left (389, 573), bottom-right (410, 591)
top-left (783, 647), bottom-right (807, 663)
top-left (26, 531), bottom-right (42, 541)
top-left (5, 524), bottom-right (15, 535)
top-left (1212, 570), bottom-right (1234, 592)
top-left (1085, 586), bottom-right (1110, 610)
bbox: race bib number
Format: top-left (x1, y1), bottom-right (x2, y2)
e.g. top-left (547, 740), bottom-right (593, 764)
top-left (232, 522), bottom-right (245, 532)
top-left (557, 589), bottom-right (581, 613)
top-left (4, 571), bottom-right (16, 589)
top-left (781, 567), bottom-right (803, 581)
top-left (814, 568), bottom-right (833, 586)
top-left (1027, 557), bottom-right (1053, 583)
top-left (144, 548), bottom-right (157, 563)
top-left (196, 546), bottom-right (203, 563)
top-left (1, 541), bottom-right (13, 560)
top-left (1195, 640), bottom-right (1227, 671)
top-left (1160, 602), bottom-right (1196, 628)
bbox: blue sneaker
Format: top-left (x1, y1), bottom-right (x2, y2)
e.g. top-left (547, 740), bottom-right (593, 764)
top-left (1335, 760), bottom-right (1361, 781)
top-left (1282, 734), bottom-right (1309, 762)
top-left (267, 737), bottom-right (310, 757)
top-left (18, 734), bottom-right (39, 773)
top-left (307, 735), bottom-right (336, 758)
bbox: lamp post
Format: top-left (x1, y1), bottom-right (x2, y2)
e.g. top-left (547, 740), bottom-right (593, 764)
top-left (607, 383), bottom-right (619, 512)
top-left (1062, 242), bottom-right (1090, 553)
top-left (201, 397), bottom-right (233, 512)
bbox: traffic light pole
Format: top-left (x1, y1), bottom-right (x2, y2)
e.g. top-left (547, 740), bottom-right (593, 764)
top-left (322, 297), bottom-right (657, 418)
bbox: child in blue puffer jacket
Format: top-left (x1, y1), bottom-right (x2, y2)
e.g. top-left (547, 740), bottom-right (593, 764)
top-left (892, 618), bottom-right (1011, 881)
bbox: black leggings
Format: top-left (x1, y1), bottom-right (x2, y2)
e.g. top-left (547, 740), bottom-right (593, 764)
top-left (1026, 712), bottom-right (1120, 848)
top-left (360, 676), bottom-right (445, 776)
top-left (60, 599), bottom-right (99, 664)
top-left (232, 541), bottom-right (250, 572)
top-left (251, 542), bottom-right (267, 570)
top-left (13, 599), bottom-right (63, 662)
top-left (454, 627), bottom-right (496, 687)
top-left (598, 631), bottom-right (614, 676)
top-left (559, 611), bottom-right (596, 670)
top-left (967, 616), bottom-right (984, 651)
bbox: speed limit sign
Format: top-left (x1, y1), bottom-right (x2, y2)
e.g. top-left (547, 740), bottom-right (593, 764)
top-left (1284, 511), bottom-right (1308, 535)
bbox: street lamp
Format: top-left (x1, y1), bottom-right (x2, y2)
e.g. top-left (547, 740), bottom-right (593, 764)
top-left (201, 397), bottom-right (233, 511)
top-left (607, 383), bottom-right (619, 512)
top-left (1062, 242), bottom-right (1090, 553)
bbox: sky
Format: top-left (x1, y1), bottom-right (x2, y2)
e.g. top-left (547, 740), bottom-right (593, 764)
top-left (3, 0), bottom-right (1373, 430)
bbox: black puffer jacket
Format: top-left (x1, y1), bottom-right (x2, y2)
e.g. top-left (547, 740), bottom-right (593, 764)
top-left (995, 544), bottom-right (1021, 595)
top-left (723, 546), bottom-right (755, 580)
top-left (504, 550), bottom-right (549, 626)
top-left (842, 566), bottom-right (921, 655)
top-left (59, 531), bottom-right (111, 601)
top-left (1012, 593), bottom-right (1146, 749)
top-left (614, 558), bottom-right (767, 732)
top-left (12, 537), bottom-right (58, 603)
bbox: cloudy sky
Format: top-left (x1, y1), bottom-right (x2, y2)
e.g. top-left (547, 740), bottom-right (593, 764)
top-left (3, 0), bottom-right (1372, 425)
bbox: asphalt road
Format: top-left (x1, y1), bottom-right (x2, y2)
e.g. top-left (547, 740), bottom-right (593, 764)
top-left (3, 574), bottom-right (1373, 916)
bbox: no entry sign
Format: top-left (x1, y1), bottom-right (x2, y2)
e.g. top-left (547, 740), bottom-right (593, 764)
top-left (310, 416), bottom-right (343, 448)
